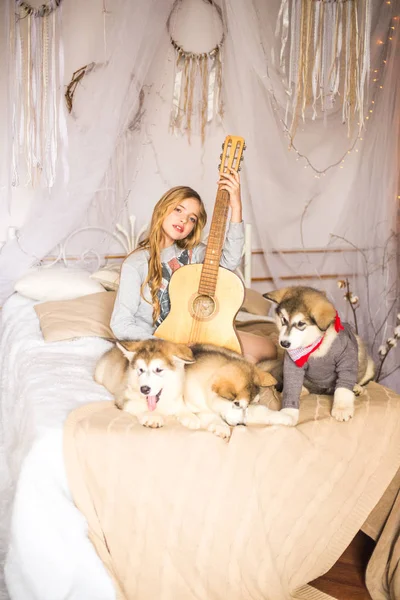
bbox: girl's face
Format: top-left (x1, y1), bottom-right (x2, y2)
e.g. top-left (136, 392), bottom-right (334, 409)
top-left (161, 197), bottom-right (201, 248)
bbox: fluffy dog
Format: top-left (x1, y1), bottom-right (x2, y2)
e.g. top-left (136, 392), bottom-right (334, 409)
top-left (181, 344), bottom-right (280, 439)
top-left (94, 338), bottom-right (198, 429)
top-left (261, 286), bottom-right (375, 426)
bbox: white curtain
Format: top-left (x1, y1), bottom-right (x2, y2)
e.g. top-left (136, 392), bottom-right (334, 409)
top-left (0, 0), bottom-right (399, 389)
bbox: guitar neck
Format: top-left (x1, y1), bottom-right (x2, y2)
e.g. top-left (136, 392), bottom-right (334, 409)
top-left (198, 188), bottom-right (230, 297)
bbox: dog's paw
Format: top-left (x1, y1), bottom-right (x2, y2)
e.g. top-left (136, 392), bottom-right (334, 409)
top-left (208, 421), bottom-right (231, 440)
top-left (178, 412), bottom-right (201, 430)
top-left (245, 405), bottom-right (299, 427)
top-left (139, 413), bottom-right (165, 428)
top-left (278, 407), bottom-right (299, 426)
top-left (353, 383), bottom-right (364, 396)
top-left (332, 388), bottom-right (355, 422)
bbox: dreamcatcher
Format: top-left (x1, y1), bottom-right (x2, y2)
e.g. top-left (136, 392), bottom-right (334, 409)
top-left (11, 0), bottom-right (67, 187)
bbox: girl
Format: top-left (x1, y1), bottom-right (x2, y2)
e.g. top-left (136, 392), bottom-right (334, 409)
top-left (110, 170), bottom-right (277, 362)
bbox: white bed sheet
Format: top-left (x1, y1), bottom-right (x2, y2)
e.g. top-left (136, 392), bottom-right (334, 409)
top-left (0, 293), bottom-right (116, 600)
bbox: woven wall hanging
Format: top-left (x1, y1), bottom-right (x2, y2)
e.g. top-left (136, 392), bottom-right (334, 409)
top-left (168, 0), bottom-right (224, 144)
top-left (274, 0), bottom-right (372, 142)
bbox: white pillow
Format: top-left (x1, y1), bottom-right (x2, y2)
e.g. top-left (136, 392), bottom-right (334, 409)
top-left (90, 266), bottom-right (121, 291)
top-left (15, 267), bottom-right (105, 301)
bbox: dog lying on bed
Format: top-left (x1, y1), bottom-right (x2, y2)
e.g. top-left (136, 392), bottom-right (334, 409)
top-left (94, 339), bottom-right (280, 438)
top-left (94, 339), bottom-right (198, 429)
top-left (261, 286), bottom-right (375, 426)
top-left (181, 344), bottom-right (280, 439)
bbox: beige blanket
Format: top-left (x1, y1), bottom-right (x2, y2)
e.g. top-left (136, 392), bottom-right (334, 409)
top-left (64, 382), bottom-right (400, 600)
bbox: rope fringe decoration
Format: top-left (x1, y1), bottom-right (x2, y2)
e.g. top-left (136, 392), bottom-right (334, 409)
top-left (12, 0), bottom-right (67, 187)
top-left (168, 0), bottom-right (224, 145)
top-left (274, 0), bottom-right (372, 142)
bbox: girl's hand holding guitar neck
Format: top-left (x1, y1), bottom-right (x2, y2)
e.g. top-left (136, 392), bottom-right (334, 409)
top-left (218, 168), bottom-right (242, 223)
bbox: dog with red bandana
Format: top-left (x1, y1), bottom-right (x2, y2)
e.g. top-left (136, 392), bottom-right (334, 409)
top-left (261, 286), bottom-right (375, 426)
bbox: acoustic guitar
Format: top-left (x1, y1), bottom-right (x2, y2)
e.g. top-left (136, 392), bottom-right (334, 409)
top-left (154, 135), bottom-right (246, 353)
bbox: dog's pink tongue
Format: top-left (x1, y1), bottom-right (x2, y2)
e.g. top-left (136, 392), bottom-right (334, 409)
top-left (147, 396), bottom-right (158, 411)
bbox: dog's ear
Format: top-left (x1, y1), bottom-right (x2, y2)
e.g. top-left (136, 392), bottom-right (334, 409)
top-left (116, 340), bottom-right (140, 361)
top-left (212, 379), bottom-right (236, 400)
top-left (169, 343), bottom-right (195, 364)
top-left (254, 367), bottom-right (277, 387)
top-left (263, 287), bottom-right (291, 305)
top-left (309, 297), bottom-right (336, 331)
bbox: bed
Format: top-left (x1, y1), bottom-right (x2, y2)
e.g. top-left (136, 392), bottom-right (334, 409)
top-left (1, 288), bottom-right (400, 600)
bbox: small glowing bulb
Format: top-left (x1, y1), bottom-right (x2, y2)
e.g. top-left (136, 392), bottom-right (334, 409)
top-left (384, 60), bottom-right (387, 63)
top-left (369, 109), bottom-right (373, 113)
top-left (355, 149), bottom-right (359, 152)
top-left (380, 85), bottom-right (383, 89)
top-left (377, 40), bottom-right (384, 44)
top-left (372, 100), bottom-right (375, 104)
top-left (360, 137), bottom-right (363, 140)
top-left (366, 116), bottom-right (369, 119)
top-left (389, 37), bottom-right (393, 40)
top-left (373, 78), bottom-right (378, 82)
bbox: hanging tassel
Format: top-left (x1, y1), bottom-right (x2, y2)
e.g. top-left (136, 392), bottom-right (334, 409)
top-left (12, 1), bottom-right (66, 188)
top-left (169, 39), bottom-right (224, 145)
top-left (275, 0), bottom-right (372, 143)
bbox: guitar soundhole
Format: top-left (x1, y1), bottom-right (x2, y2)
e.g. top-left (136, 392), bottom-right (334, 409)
top-left (190, 294), bottom-right (217, 321)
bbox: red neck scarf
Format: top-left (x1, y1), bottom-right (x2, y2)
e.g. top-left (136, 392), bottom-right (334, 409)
top-left (287, 312), bottom-right (344, 367)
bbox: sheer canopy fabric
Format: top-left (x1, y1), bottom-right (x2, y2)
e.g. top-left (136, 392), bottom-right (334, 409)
top-left (0, 0), bottom-right (399, 388)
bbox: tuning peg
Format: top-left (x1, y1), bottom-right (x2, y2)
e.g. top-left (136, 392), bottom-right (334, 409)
top-left (243, 144), bottom-right (247, 151)
top-left (220, 153), bottom-right (223, 159)
top-left (222, 143), bottom-right (225, 150)
top-left (218, 163), bottom-right (221, 170)
top-left (238, 166), bottom-right (241, 171)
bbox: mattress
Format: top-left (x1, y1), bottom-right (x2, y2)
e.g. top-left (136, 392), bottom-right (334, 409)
top-left (0, 293), bottom-right (115, 599)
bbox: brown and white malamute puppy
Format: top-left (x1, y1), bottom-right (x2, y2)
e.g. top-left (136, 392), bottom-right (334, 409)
top-left (94, 339), bottom-right (197, 429)
top-left (182, 344), bottom-right (279, 439)
top-left (262, 286), bottom-right (375, 426)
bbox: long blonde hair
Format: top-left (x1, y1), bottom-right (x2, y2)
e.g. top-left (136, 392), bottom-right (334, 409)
top-left (135, 186), bottom-right (207, 324)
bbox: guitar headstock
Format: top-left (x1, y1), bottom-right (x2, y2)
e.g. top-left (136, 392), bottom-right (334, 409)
top-left (218, 135), bottom-right (246, 174)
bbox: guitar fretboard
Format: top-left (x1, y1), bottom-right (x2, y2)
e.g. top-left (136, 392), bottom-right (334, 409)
top-left (198, 188), bottom-right (230, 296)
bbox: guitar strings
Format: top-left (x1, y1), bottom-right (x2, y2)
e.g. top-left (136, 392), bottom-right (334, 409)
top-left (188, 140), bottom-right (242, 344)
top-left (189, 192), bottom-right (230, 344)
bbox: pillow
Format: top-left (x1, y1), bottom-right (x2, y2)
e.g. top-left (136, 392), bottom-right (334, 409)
top-left (241, 287), bottom-right (272, 316)
top-left (34, 291), bottom-right (117, 342)
top-left (90, 266), bottom-right (121, 291)
top-left (15, 267), bottom-right (105, 301)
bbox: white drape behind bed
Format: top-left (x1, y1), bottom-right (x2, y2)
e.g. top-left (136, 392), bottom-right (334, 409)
top-left (0, 0), bottom-right (399, 389)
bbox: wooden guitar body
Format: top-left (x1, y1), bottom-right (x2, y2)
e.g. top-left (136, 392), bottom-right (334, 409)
top-left (154, 264), bottom-right (245, 353)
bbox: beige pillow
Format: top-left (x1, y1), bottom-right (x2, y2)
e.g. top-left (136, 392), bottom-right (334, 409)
top-left (34, 291), bottom-right (117, 342)
top-left (241, 288), bottom-right (272, 316)
top-left (90, 266), bottom-right (121, 291)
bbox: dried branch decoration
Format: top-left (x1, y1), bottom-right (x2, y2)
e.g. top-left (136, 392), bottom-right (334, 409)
top-left (16, 0), bottom-right (63, 18)
top-left (65, 63), bottom-right (96, 114)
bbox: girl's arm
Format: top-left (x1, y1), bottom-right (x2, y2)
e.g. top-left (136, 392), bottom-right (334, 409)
top-left (193, 169), bottom-right (245, 270)
top-left (110, 261), bottom-right (155, 340)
